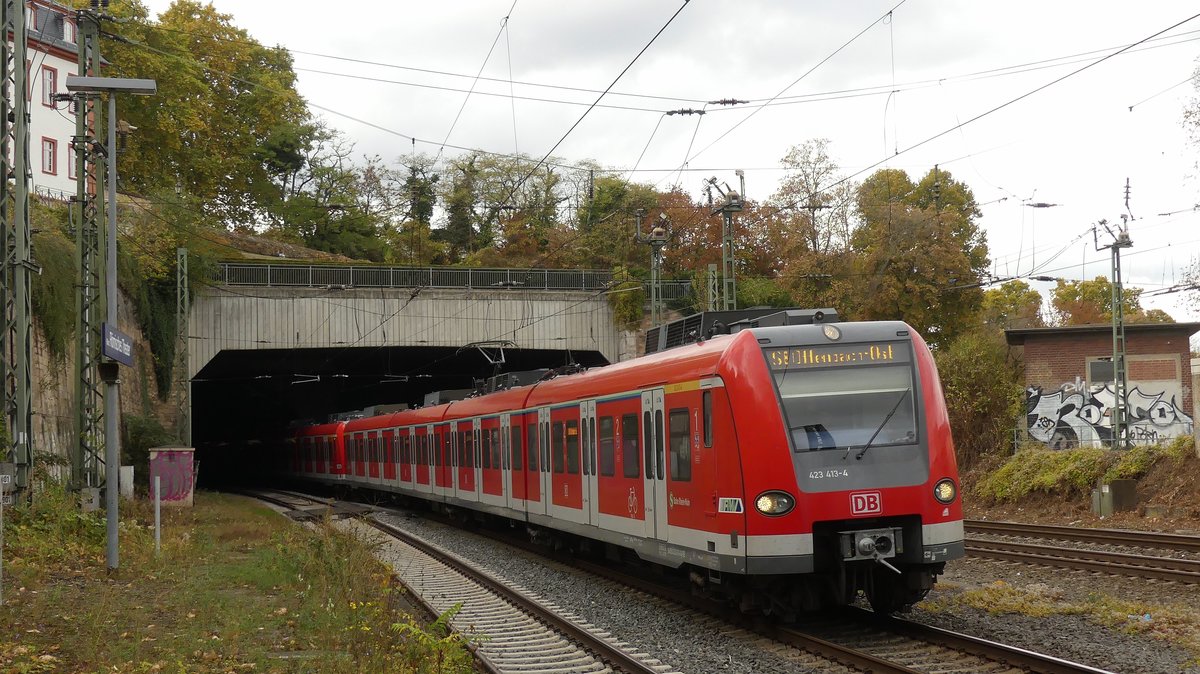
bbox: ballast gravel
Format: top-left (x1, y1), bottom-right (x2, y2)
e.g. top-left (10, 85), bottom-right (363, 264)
top-left (370, 508), bottom-right (1199, 674)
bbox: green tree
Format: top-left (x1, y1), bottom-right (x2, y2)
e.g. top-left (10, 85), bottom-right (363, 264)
top-left (934, 329), bottom-right (1024, 465)
top-left (982, 280), bottom-right (1045, 329)
top-left (1050, 276), bottom-right (1173, 325)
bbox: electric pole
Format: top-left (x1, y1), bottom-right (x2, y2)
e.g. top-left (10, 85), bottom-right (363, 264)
top-left (1, 0), bottom-right (36, 491)
top-left (706, 171), bottom-right (745, 311)
top-left (176, 248), bottom-right (190, 446)
top-left (635, 210), bottom-right (672, 327)
top-left (1094, 179), bottom-right (1134, 450)
top-left (63, 4), bottom-right (108, 493)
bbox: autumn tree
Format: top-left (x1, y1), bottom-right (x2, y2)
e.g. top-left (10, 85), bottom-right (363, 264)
top-left (1050, 276), bottom-right (1173, 325)
top-left (982, 280), bottom-right (1045, 329)
top-left (105, 1), bottom-right (310, 227)
top-left (849, 167), bottom-right (988, 346)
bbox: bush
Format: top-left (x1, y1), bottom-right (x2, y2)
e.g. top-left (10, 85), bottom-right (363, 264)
top-left (934, 329), bottom-right (1024, 467)
top-left (974, 440), bottom-right (1194, 504)
top-left (30, 229), bottom-right (76, 359)
top-left (122, 414), bottom-right (176, 488)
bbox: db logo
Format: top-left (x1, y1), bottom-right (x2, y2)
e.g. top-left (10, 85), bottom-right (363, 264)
top-left (850, 491), bottom-right (882, 516)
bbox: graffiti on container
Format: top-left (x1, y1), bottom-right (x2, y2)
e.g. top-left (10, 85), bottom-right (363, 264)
top-left (1026, 383), bottom-right (1193, 449)
top-left (150, 452), bottom-right (194, 502)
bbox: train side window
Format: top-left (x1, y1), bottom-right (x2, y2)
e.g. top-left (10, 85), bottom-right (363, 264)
top-left (598, 416), bottom-right (615, 477)
top-left (581, 413), bottom-right (591, 476)
top-left (669, 408), bottom-right (692, 482)
top-left (703, 390), bottom-right (713, 448)
top-left (511, 426), bottom-right (522, 470)
top-left (433, 432), bottom-right (441, 467)
top-left (440, 433), bottom-right (449, 468)
top-left (474, 429), bottom-right (481, 468)
top-left (654, 410), bottom-right (665, 481)
top-left (621, 414), bottom-right (640, 478)
top-left (492, 428), bottom-right (502, 469)
top-left (457, 431), bottom-right (466, 467)
top-left (527, 423), bottom-right (538, 472)
top-left (643, 411), bottom-right (654, 480)
top-left (481, 428), bottom-right (492, 469)
top-left (542, 421), bottom-right (550, 473)
top-left (589, 417), bottom-right (596, 477)
top-left (552, 421), bottom-right (565, 473)
top-left (566, 420), bottom-right (580, 475)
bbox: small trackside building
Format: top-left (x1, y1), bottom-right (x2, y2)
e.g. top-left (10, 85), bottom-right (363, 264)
top-left (1005, 322), bottom-right (1200, 449)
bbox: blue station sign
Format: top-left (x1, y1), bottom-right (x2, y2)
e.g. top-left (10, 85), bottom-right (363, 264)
top-left (102, 323), bottom-right (134, 366)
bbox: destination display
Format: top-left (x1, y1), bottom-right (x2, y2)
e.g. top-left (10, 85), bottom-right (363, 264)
top-left (764, 341), bottom-right (910, 371)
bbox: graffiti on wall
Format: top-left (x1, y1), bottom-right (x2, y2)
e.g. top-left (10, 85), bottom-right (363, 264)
top-left (1026, 382), bottom-right (1194, 449)
top-left (150, 450), bottom-right (195, 503)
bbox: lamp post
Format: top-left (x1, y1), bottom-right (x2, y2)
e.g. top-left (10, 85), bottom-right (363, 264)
top-left (65, 75), bottom-right (156, 572)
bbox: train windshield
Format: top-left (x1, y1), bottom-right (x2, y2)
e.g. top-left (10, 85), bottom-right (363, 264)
top-left (764, 342), bottom-right (916, 453)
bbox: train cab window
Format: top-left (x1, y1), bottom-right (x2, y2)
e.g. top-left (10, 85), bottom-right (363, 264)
top-left (643, 411), bottom-right (654, 480)
top-left (654, 410), bottom-right (665, 481)
top-left (566, 420), bottom-right (580, 474)
top-left (511, 426), bottom-right (523, 470)
top-left (527, 424), bottom-right (538, 472)
top-left (491, 428), bottom-right (502, 469)
top-left (668, 408), bottom-right (692, 482)
top-left (621, 414), bottom-right (640, 478)
top-left (552, 421), bottom-right (565, 473)
top-left (703, 390), bottom-right (713, 447)
top-left (481, 429), bottom-right (492, 469)
top-left (598, 416), bottom-right (615, 477)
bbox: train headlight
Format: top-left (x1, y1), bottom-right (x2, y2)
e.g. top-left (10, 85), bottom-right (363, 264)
top-left (755, 491), bottom-right (795, 516)
top-left (934, 478), bottom-right (957, 504)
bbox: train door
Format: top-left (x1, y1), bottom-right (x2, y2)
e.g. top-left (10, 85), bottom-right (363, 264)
top-left (382, 429), bottom-right (396, 487)
top-left (365, 432), bottom-right (379, 484)
top-left (642, 389), bottom-right (668, 541)
top-left (480, 417), bottom-right (504, 507)
top-left (415, 428), bottom-right (433, 495)
top-left (439, 422), bottom-right (451, 496)
top-left (500, 414), bottom-right (514, 511)
top-left (582, 400), bottom-right (599, 526)
top-left (535, 407), bottom-right (551, 517)
top-left (454, 419), bottom-right (478, 502)
top-left (397, 429), bottom-right (411, 486)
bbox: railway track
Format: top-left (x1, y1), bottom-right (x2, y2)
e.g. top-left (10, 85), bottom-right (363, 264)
top-left (965, 519), bottom-right (1200, 584)
top-left (244, 489), bottom-right (675, 674)
top-left (249, 490), bottom-right (1114, 673)
top-left (966, 519), bottom-right (1200, 553)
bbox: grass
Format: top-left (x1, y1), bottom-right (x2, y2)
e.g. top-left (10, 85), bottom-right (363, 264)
top-left (0, 486), bottom-right (475, 673)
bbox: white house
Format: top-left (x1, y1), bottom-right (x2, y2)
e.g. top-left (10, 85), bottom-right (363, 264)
top-left (28, 0), bottom-right (80, 201)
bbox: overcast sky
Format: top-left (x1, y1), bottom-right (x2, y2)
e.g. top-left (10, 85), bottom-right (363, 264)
top-left (144, 1), bottom-right (1200, 322)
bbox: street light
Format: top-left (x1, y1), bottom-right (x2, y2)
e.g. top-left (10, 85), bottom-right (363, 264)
top-left (65, 75), bottom-right (156, 572)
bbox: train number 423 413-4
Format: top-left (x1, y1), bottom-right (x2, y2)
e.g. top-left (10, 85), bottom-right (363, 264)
top-left (809, 468), bottom-right (849, 479)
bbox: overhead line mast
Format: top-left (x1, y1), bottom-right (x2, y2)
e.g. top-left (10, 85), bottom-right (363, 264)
top-left (1, 0), bottom-right (35, 491)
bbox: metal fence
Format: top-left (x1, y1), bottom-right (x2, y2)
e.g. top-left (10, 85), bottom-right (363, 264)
top-left (212, 261), bottom-right (694, 298)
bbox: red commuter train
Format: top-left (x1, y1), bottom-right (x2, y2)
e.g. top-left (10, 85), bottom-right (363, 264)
top-left (286, 317), bottom-right (963, 614)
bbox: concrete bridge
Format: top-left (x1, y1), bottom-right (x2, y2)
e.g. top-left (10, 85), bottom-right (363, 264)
top-left (184, 263), bottom-right (691, 456)
top-left (187, 262), bottom-right (660, 380)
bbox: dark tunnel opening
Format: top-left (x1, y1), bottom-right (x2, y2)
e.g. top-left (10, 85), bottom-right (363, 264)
top-left (191, 344), bottom-right (609, 488)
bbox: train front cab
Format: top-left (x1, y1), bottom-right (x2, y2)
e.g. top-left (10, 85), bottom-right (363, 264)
top-left (725, 321), bottom-right (964, 614)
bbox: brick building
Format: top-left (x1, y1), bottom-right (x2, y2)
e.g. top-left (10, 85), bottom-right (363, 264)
top-left (1005, 323), bottom-right (1200, 449)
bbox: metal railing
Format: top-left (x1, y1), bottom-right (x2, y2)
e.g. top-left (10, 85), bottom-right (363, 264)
top-left (212, 261), bottom-right (695, 298)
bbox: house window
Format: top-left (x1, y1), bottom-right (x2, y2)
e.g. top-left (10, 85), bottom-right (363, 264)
top-left (41, 137), bottom-right (56, 175)
top-left (41, 66), bottom-right (56, 107)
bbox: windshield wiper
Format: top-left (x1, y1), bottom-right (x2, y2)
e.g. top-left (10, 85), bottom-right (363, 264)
top-left (844, 389), bottom-right (910, 461)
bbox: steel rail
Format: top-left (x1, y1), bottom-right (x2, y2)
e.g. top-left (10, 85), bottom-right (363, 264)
top-left (863, 609), bottom-right (1114, 674)
top-left (363, 515), bottom-right (666, 674)
top-left (965, 519), bottom-right (1200, 553)
top-left (966, 539), bottom-right (1200, 583)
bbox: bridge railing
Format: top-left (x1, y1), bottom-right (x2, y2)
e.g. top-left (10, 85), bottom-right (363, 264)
top-left (213, 262), bottom-right (694, 299)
